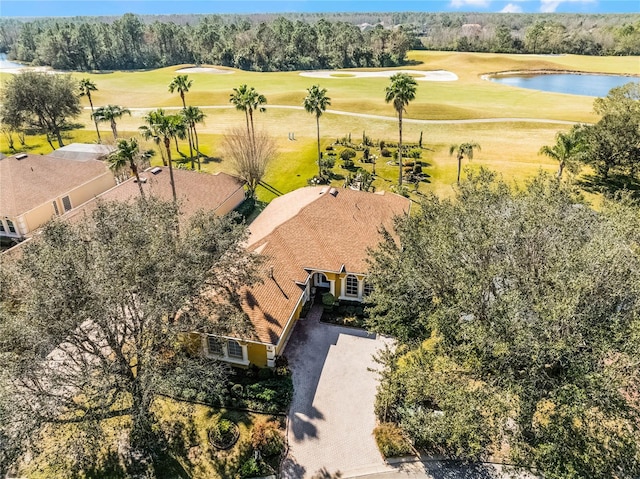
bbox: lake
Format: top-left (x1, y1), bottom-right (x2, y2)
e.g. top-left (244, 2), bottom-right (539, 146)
top-left (0, 53), bottom-right (25, 70)
top-left (488, 72), bottom-right (638, 97)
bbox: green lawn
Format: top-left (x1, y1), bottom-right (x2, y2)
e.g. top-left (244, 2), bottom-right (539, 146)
top-left (3, 51), bottom-right (638, 204)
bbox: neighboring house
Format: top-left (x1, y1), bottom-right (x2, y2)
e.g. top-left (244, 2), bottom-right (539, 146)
top-left (63, 167), bottom-right (246, 222)
top-left (0, 152), bottom-right (116, 246)
top-left (201, 186), bottom-right (411, 367)
top-left (49, 143), bottom-right (115, 162)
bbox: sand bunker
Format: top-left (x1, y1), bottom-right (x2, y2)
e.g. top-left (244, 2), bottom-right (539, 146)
top-left (300, 69), bottom-right (458, 81)
top-left (175, 66), bottom-right (234, 74)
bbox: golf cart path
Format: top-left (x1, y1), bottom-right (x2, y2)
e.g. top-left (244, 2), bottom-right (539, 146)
top-left (85, 105), bottom-right (581, 125)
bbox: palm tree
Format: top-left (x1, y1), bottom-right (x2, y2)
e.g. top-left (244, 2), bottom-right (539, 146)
top-left (182, 106), bottom-right (206, 170)
top-left (449, 142), bottom-right (481, 185)
top-left (108, 137), bottom-right (146, 199)
top-left (385, 73), bottom-right (418, 186)
top-left (303, 85), bottom-right (332, 177)
top-left (79, 78), bottom-right (101, 142)
top-left (229, 84), bottom-right (267, 143)
top-left (93, 105), bottom-right (131, 140)
top-left (539, 127), bottom-right (585, 179)
top-left (139, 109), bottom-right (186, 203)
top-left (169, 74), bottom-right (194, 164)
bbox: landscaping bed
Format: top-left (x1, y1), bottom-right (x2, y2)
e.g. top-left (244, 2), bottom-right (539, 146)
top-left (320, 298), bottom-right (368, 329)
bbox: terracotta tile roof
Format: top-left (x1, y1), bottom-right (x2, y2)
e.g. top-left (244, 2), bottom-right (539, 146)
top-left (0, 153), bottom-right (110, 217)
top-left (64, 167), bottom-right (245, 222)
top-left (239, 187), bottom-right (410, 345)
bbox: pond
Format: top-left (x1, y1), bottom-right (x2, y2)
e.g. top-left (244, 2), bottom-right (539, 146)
top-left (0, 53), bottom-right (25, 70)
top-left (488, 72), bottom-right (638, 97)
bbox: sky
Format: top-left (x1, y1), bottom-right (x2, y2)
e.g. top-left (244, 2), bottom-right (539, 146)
top-left (0, 0), bottom-right (638, 17)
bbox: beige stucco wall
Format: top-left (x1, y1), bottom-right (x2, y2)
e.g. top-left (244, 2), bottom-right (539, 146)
top-left (19, 172), bottom-right (115, 236)
top-left (216, 186), bottom-right (246, 216)
top-left (67, 173), bottom-right (116, 212)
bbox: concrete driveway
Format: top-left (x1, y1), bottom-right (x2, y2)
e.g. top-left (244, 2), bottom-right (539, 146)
top-left (281, 305), bottom-right (394, 478)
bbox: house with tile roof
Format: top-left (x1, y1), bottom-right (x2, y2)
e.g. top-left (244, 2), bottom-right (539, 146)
top-left (63, 166), bottom-right (246, 224)
top-left (200, 186), bottom-right (411, 367)
top-left (0, 152), bottom-right (116, 247)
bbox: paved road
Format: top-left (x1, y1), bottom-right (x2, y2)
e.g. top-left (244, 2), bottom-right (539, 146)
top-left (85, 104), bottom-right (581, 126)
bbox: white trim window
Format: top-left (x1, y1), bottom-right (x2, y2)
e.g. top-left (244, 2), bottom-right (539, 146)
top-left (6, 219), bottom-right (16, 234)
top-left (205, 335), bottom-right (249, 365)
top-left (345, 274), bottom-right (359, 297)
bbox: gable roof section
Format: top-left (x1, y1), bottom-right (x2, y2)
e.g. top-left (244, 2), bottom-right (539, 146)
top-left (0, 153), bottom-right (110, 217)
top-left (64, 168), bottom-right (245, 222)
top-left (240, 187), bottom-right (410, 344)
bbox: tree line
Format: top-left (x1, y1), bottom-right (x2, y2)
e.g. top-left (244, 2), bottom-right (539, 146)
top-left (0, 12), bottom-right (638, 73)
top-left (1, 14), bottom-right (416, 71)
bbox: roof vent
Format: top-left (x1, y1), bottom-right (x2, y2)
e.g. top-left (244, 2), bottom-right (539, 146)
top-left (319, 187), bottom-right (328, 195)
top-left (134, 177), bottom-right (147, 183)
top-left (15, 153), bottom-right (28, 160)
top-left (329, 187), bottom-right (338, 197)
top-left (150, 167), bottom-right (162, 175)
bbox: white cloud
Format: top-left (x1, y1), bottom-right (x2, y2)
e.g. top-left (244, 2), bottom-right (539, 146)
top-left (450, 0), bottom-right (491, 8)
top-left (540, 0), bottom-right (595, 13)
top-left (501, 3), bottom-right (523, 12)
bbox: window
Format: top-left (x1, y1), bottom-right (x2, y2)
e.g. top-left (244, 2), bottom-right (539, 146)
top-left (227, 340), bottom-right (243, 360)
top-left (6, 220), bottom-right (16, 234)
top-left (52, 201), bottom-right (60, 216)
top-left (364, 281), bottom-right (374, 296)
top-left (0, 222), bottom-right (4, 233)
top-left (345, 275), bottom-right (359, 297)
top-left (62, 196), bottom-right (72, 212)
top-left (207, 336), bottom-right (223, 356)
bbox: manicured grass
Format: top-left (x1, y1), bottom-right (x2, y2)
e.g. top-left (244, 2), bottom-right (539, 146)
top-left (4, 51), bottom-right (635, 205)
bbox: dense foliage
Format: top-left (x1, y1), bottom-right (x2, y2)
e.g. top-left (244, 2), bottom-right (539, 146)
top-left (1, 71), bottom-right (80, 148)
top-left (579, 82), bottom-right (640, 184)
top-left (0, 198), bottom-right (260, 477)
top-left (367, 171), bottom-right (640, 478)
top-left (0, 12), bottom-right (637, 72)
top-left (1, 14), bottom-right (414, 71)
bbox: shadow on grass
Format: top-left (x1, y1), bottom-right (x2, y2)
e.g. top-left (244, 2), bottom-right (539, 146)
top-left (578, 173), bottom-right (640, 199)
top-left (202, 156), bottom-right (222, 164)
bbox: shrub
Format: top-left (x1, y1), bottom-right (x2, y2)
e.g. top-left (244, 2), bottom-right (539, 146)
top-left (409, 149), bottom-right (422, 159)
top-left (251, 420), bottom-right (285, 457)
top-left (182, 388), bottom-right (197, 400)
top-left (381, 148), bottom-right (392, 158)
top-left (238, 458), bottom-right (261, 478)
top-left (374, 423), bottom-right (413, 458)
top-left (325, 145), bottom-right (333, 151)
top-left (322, 292), bottom-right (336, 311)
top-left (257, 368), bottom-right (273, 380)
top-left (343, 158), bottom-right (355, 169)
top-left (209, 418), bottom-right (240, 449)
top-left (340, 148), bottom-right (356, 161)
top-left (231, 383), bottom-right (244, 397)
top-left (234, 197), bottom-right (256, 222)
top-left (413, 164), bottom-right (423, 174)
top-left (275, 355), bottom-right (289, 369)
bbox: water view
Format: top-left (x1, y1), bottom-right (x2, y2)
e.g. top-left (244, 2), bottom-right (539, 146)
top-left (489, 72), bottom-right (637, 97)
top-left (0, 52), bottom-right (25, 70)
